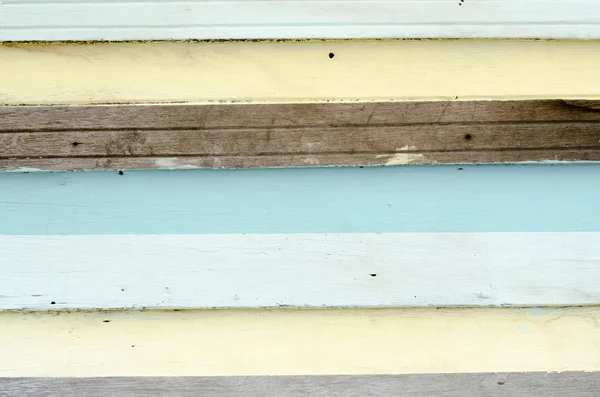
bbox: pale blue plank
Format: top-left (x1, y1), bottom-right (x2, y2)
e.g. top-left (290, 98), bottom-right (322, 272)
top-left (0, 164), bottom-right (598, 235)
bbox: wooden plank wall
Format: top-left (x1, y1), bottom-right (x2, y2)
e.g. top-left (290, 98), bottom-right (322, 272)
top-left (2, 39), bottom-right (600, 395)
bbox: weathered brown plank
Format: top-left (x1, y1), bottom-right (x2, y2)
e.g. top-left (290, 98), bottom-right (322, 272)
top-left (1, 373), bottom-right (599, 397)
top-left (2, 100), bottom-right (600, 131)
top-left (2, 123), bottom-right (600, 158)
top-left (1, 100), bottom-right (599, 170)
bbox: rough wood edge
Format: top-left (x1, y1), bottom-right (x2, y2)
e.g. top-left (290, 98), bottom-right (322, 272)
top-left (1, 373), bottom-right (599, 396)
top-left (2, 100), bottom-right (600, 170)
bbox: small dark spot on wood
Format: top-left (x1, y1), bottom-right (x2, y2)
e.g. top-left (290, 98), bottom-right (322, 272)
top-left (370, 273), bottom-right (377, 277)
top-left (173, 309), bottom-right (181, 311)
top-left (103, 320), bottom-right (111, 323)
top-left (497, 381), bottom-right (505, 385)
top-left (464, 133), bottom-right (472, 141)
top-left (72, 141), bottom-right (80, 147)
top-left (50, 301), bottom-right (56, 305)
top-left (329, 53), bottom-right (335, 59)
top-left (118, 170), bottom-right (124, 175)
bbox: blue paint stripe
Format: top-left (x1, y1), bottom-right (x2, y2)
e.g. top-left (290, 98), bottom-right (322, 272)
top-left (0, 164), bottom-right (599, 235)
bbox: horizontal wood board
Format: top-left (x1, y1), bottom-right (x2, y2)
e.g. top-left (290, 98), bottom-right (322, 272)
top-left (1, 308), bottom-right (600, 376)
top-left (2, 165), bottom-right (599, 235)
top-left (3, 41), bottom-right (600, 105)
top-left (3, 0), bottom-right (600, 40)
top-left (2, 373), bottom-right (600, 397)
top-left (4, 233), bottom-right (600, 310)
top-left (2, 100), bottom-right (600, 170)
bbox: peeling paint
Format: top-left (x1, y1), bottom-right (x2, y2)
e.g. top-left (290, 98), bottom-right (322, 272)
top-left (153, 158), bottom-right (199, 170)
top-left (376, 153), bottom-right (424, 165)
top-left (396, 145), bottom-right (418, 151)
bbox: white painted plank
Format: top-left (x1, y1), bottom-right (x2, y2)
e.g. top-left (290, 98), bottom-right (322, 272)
top-left (2, 232), bottom-right (600, 310)
top-left (2, 0), bottom-right (600, 41)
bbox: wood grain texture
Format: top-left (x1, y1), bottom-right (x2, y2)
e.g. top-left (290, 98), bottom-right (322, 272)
top-left (3, 41), bottom-right (600, 105)
top-left (1, 308), bottom-right (600, 376)
top-left (2, 0), bottom-right (600, 41)
top-left (2, 373), bottom-right (600, 397)
top-left (2, 100), bottom-right (600, 170)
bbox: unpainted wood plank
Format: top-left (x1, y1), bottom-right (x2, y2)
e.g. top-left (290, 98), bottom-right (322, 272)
top-left (1, 373), bottom-right (599, 397)
top-left (2, 100), bottom-right (600, 131)
top-left (1, 100), bottom-right (600, 170)
top-left (2, 123), bottom-right (600, 158)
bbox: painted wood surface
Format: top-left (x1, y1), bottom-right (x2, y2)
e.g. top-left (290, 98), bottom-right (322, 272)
top-left (3, 233), bottom-right (600, 310)
top-left (1, 165), bottom-right (600, 309)
top-left (3, 100), bottom-right (600, 170)
top-left (1, 308), bottom-right (600, 376)
top-left (3, 41), bottom-right (600, 105)
top-left (2, 0), bottom-right (600, 41)
top-left (3, 373), bottom-right (600, 397)
top-left (2, 165), bottom-right (600, 235)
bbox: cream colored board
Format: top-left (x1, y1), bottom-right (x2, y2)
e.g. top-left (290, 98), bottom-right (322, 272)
top-left (1, 307), bottom-right (600, 377)
top-left (1, 41), bottom-right (600, 105)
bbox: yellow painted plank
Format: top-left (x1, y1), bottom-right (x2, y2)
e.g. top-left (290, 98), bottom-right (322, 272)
top-left (1, 307), bottom-right (599, 377)
top-left (1, 40), bottom-right (600, 105)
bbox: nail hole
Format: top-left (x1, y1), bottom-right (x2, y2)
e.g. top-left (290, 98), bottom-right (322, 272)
top-left (50, 301), bottom-right (56, 305)
top-left (464, 134), bottom-right (472, 141)
top-left (71, 142), bottom-right (80, 147)
top-left (370, 274), bottom-right (377, 277)
top-left (118, 170), bottom-right (124, 175)
top-left (497, 381), bottom-right (505, 385)
top-left (103, 320), bottom-right (111, 323)
top-left (328, 53), bottom-right (335, 59)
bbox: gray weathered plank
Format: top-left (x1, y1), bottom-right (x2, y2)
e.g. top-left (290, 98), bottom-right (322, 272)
top-left (1, 373), bottom-right (599, 397)
top-left (1, 100), bottom-right (599, 170)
